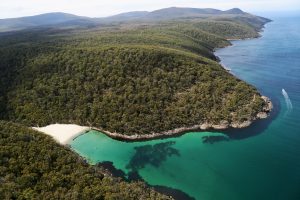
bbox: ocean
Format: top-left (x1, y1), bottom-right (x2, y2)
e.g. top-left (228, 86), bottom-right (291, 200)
top-left (71, 14), bottom-right (300, 200)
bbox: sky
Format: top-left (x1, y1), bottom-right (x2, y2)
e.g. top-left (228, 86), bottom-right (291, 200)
top-left (0, 0), bottom-right (299, 19)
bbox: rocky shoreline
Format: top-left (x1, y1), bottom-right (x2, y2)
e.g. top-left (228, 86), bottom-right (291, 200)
top-left (89, 22), bottom-right (274, 142)
top-left (92, 96), bottom-right (273, 142)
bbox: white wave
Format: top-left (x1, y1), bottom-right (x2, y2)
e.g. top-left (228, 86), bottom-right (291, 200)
top-left (282, 89), bottom-right (293, 112)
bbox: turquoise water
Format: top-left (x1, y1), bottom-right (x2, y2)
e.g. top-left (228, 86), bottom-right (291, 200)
top-left (71, 15), bottom-right (300, 200)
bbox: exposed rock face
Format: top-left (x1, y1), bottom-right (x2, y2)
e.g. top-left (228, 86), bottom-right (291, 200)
top-left (261, 96), bottom-right (273, 113)
top-left (256, 112), bottom-right (268, 119)
top-left (212, 120), bottom-right (229, 129)
top-left (200, 123), bottom-right (211, 130)
top-left (231, 96), bottom-right (273, 128)
top-left (231, 120), bottom-right (252, 128)
top-left (256, 96), bottom-right (273, 119)
top-left (92, 96), bottom-right (273, 141)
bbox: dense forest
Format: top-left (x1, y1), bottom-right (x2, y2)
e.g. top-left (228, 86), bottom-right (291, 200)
top-left (0, 121), bottom-right (172, 199)
top-left (0, 15), bottom-right (268, 135)
top-left (0, 7), bottom-right (271, 199)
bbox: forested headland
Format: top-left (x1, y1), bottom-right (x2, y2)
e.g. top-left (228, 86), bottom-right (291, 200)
top-left (0, 7), bottom-right (272, 199)
top-left (0, 8), bottom-right (271, 136)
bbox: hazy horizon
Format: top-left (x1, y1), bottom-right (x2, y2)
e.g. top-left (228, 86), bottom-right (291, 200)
top-left (1, 0), bottom-right (300, 19)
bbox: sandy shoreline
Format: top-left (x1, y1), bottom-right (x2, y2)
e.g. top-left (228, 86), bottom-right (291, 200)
top-left (33, 95), bottom-right (272, 144)
top-left (33, 124), bottom-right (90, 145)
top-left (33, 24), bottom-right (273, 144)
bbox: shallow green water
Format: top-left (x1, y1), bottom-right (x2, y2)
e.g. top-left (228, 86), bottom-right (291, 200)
top-left (71, 15), bottom-right (300, 200)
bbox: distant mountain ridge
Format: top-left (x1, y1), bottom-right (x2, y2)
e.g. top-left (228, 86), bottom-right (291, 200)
top-left (0, 13), bottom-right (88, 32)
top-left (224, 8), bottom-right (245, 14)
top-left (98, 7), bottom-right (248, 22)
top-left (0, 7), bottom-right (270, 32)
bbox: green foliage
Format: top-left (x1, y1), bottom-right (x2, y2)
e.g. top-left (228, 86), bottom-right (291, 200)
top-left (0, 121), bottom-right (171, 200)
top-left (1, 45), bottom-right (264, 135)
top-left (192, 20), bottom-right (259, 39)
top-left (0, 16), bottom-right (266, 135)
top-left (0, 12), bottom-right (268, 199)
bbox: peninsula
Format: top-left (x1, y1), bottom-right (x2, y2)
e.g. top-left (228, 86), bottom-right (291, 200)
top-left (0, 7), bottom-right (272, 141)
top-left (0, 7), bottom-right (273, 200)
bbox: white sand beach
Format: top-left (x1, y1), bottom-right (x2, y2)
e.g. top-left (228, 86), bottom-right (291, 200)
top-left (33, 124), bottom-right (90, 145)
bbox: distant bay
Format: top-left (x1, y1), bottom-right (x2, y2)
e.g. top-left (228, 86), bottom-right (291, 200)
top-left (71, 14), bottom-right (300, 200)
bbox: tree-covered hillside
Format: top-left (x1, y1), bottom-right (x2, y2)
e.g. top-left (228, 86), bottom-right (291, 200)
top-left (0, 7), bottom-right (272, 199)
top-left (0, 121), bottom-right (172, 199)
top-left (1, 46), bottom-right (263, 135)
top-left (0, 12), bottom-right (269, 136)
top-left (0, 7), bottom-right (271, 32)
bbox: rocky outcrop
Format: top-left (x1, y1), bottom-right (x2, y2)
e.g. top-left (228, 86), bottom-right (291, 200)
top-left (256, 112), bottom-right (268, 119)
top-left (256, 96), bottom-right (273, 119)
top-left (92, 96), bottom-right (273, 141)
top-left (231, 120), bottom-right (252, 128)
top-left (261, 96), bottom-right (273, 113)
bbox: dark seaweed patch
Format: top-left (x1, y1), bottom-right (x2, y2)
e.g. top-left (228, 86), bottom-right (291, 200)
top-left (126, 141), bottom-right (180, 171)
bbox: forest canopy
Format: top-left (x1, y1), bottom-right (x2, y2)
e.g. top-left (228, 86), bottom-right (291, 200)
top-left (0, 121), bottom-right (171, 199)
top-left (0, 8), bottom-right (271, 199)
top-left (0, 14), bottom-right (268, 135)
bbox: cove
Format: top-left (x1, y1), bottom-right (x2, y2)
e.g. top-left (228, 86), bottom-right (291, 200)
top-left (71, 14), bottom-right (300, 200)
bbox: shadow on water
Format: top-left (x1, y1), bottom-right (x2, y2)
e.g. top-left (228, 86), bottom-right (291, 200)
top-left (97, 160), bottom-right (196, 200)
top-left (152, 185), bottom-right (196, 200)
top-left (126, 141), bottom-right (180, 171)
top-left (97, 142), bottom-right (195, 199)
top-left (92, 98), bottom-right (282, 199)
top-left (112, 96), bottom-right (281, 145)
top-left (96, 161), bottom-right (126, 179)
top-left (202, 135), bottom-right (230, 144)
top-left (127, 171), bottom-right (195, 199)
top-left (202, 96), bottom-right (281, 144)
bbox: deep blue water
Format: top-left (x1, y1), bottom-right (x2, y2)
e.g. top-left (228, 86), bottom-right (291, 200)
top-left (71, 15), bottom-right (300, 200)
top-left (215, 14), bottom-right (300, 199)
